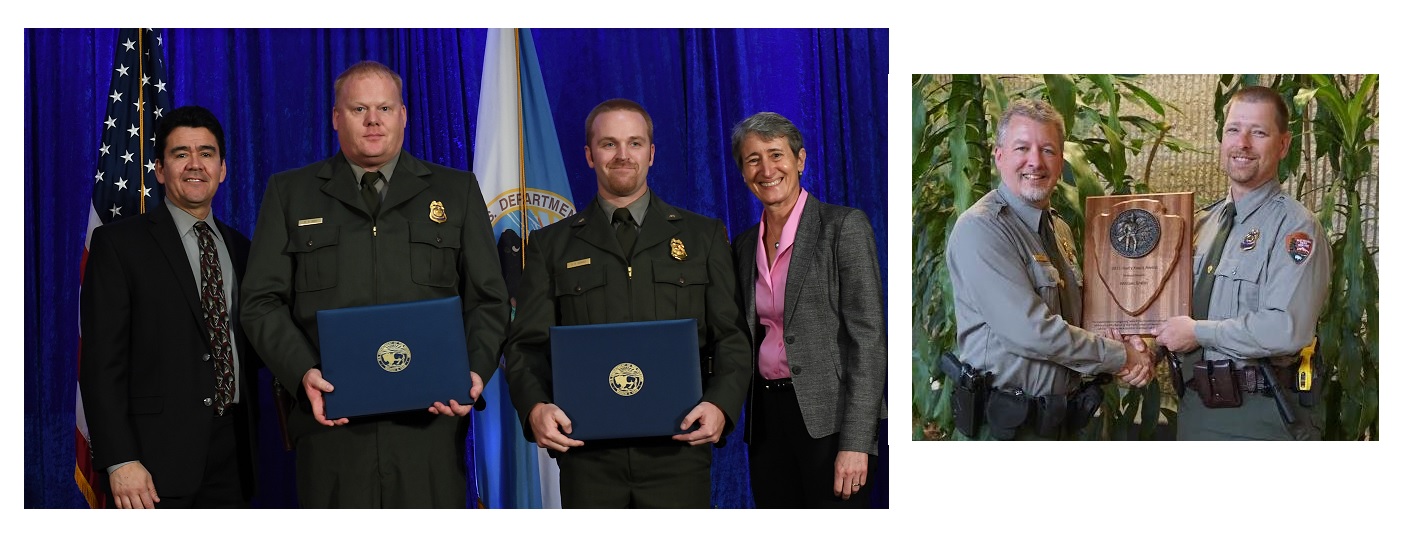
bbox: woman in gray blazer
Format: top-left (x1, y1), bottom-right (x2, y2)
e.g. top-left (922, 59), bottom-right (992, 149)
top-left (729, 112), bottom-right (887, 508)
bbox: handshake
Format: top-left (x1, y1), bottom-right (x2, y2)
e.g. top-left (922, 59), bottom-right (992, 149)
top-left (1105, 314), bottom-right (1201, 388)
top-left (1104, 328), bottom-right (1158, 388)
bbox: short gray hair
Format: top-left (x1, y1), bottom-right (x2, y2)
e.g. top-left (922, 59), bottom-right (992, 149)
top-left (729, 112), bottom-right (804, 169)
top-left (997, 98), bottom-right (1065, 146)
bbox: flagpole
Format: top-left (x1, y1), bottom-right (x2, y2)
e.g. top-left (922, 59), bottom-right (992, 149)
top-left (514, 29), bottom-right (528, 268)
top-left (137, 30), bottom-right (146, 214)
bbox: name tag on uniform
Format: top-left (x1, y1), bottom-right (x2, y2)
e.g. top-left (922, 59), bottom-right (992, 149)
top-left (567, 258), bottom-right (591, 269)
top-left (298, 218), bottom-right (324, 226)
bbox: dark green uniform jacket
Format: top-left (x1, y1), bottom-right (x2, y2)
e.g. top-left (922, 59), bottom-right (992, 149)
top-left (504, 192), bottom-right (751, 442)
top-left (241, 150), bottom-right (509, 506)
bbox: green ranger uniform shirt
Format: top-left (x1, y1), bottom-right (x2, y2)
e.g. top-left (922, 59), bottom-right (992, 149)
top-left (947, 184), bottom-right (1126, 396)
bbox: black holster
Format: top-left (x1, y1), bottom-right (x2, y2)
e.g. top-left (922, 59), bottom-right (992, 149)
top-left (1066, 379), bottom-right (1106, 434)
top-left (940, 352), bottom-right (991, 439)
top-left (1035, 393), bottom-right (1068, 439)
top-left (952, 380), bottom-right (985, 439)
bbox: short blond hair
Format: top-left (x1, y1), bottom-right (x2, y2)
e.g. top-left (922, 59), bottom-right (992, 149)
top-left (334, 60), bottom-right (404, 105)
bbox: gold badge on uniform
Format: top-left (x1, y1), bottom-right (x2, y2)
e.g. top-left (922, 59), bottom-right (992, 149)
top-left (670, 238), bottom-right (688, 261)
top-left (1240, 229), bottom-right (1260, 251)
top-left (609, 362), bottom-right (644, 397)
top-left (1059, 238), bottom-right (1078, 266)
top-left (429, 201), bottom-right (448, 224)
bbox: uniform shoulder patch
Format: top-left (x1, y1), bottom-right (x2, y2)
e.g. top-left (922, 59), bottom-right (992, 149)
top-left (1286, 231), bottom-right (1314, 264)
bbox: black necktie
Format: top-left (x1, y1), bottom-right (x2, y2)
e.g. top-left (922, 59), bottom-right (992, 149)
top-left (1192, 202), bottom-right (1236, 320)
top-left (195, 221), bottom-right (234, 415)
top-left (361, 171), bottom-right (383, 215)
top-left (1039, 211), bottom-right (1073, 317)
top-left (613, 207), bottom-right (636, 257)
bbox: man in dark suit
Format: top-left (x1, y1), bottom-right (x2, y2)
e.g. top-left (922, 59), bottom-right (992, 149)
top-left (241, 61), bottom-right (509, 507)
top-left (729, 112), bottom-right (886, 507)
top-left (81, 105), bottom-right (258, 508)
top-left (504, 98), bottom-right (751, 508)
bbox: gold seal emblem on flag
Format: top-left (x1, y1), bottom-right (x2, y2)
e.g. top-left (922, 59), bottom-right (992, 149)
top-left (376, 341), bottom-right (411, 373)
top-left (670, 238), bottom-right (687, 261)
top-left (609, 362), bottom-right (644, 397)
top-left (429, 201), bottom-right (448, 224)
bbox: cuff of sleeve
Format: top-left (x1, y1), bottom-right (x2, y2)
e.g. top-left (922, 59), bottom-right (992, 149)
top-left (1194, 320), bottom-right (1217, 348)
top-left (107, 460), bottom-right (137, 475)
top-left (1097, 337), bottom-right (1127, 374)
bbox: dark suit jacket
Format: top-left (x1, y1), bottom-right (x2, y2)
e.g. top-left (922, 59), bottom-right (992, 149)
top-left (504, 191), bottom-right (752, 442)
top-left (241, 150), bottom-right (509, 443)
top-left (733, 194), bottom-right (887, 455)
top-left (79, 203), bottom-right (258, 499)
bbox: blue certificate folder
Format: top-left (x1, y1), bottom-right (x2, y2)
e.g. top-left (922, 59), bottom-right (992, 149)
top-left (317, 296), bottom-right (471, 419)
top-left (550, 319), bottom-right (702, 440)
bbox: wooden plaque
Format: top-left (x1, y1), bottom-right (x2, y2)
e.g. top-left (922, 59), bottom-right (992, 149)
top-left (1081, 193), bottom-right (1193, 335)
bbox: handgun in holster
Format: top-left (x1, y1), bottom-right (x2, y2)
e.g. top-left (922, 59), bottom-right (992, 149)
top-left (939, 352), bottom-right (992, 439)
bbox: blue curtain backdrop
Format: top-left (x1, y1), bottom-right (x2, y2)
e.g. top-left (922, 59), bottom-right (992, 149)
top-left (24, 28), bottom-right (889, 509)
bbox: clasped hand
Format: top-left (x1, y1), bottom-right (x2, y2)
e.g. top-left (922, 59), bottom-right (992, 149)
top-left (1105, 329), bottom-right (1154, 388)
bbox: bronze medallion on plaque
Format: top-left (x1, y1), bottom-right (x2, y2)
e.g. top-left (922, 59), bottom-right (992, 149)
top-left (1082, 193), bottom-right (1193, 335)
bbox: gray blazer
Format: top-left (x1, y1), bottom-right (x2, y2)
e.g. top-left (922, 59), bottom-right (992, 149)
top-left (733, 194), bottom-right (887, 455)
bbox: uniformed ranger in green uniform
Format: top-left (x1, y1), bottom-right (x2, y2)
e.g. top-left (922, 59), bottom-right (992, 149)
top-left (242, 61), bottom-right (510, 507)
top-left (503, 99), bottom-right (751, 506)
top-left (946, 99), bottom-right (1154, 441)
top-left (1154, 86), bottom-right (1330, 440)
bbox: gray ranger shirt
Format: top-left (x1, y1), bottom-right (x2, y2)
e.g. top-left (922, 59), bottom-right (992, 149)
top-left (947, 184), bottom-right (1126, 396)
top-left (1188, 178), bottom-right (1330, 365)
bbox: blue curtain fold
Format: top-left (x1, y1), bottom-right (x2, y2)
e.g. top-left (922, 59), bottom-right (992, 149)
top-left (24, 27), bottom-right (888, 509)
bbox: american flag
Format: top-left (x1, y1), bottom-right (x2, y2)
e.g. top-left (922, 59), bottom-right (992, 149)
top-left (75, 28), bottom-right (173, 509)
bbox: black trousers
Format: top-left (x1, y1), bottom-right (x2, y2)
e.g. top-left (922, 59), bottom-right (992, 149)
top-left (156, 406), bottom-right (247, 508)
top-left (556, 438), bottom-right (712, 508)
top-left (748, 379), bottom-right (874, 508)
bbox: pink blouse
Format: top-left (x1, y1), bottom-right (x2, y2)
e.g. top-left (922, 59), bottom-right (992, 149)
top-left (755, 189), bottom-right (809, 380)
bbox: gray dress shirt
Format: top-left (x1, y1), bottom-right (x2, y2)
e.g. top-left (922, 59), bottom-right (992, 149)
top-left (1188, 178), bottom-right (1330, 365)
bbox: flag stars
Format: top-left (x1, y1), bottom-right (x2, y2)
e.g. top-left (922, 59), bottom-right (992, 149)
top-left (154, 107), bottom-right (164, 119)
top-left (141, 75), bottom-right (150, 86)
top-left (154, 80), bottom-right (166, 93)
top-left (121, 38), bottom-right (136, 51)
top-left (127, 125), bottom-right (140, 138)
top-left (109, 90), bottom-right (122, 103)
top-left (115, 178), bottom-right (129, 191)
top-left (144, 160), bottom-right (156, 174)
top-left (156, 35), bottom-right (162, 46)
top-left (132, 100), bottom-right (144, 113)
top-left (99, 143), bottom-right (110, 156)
top-left (104, 116), bottom-right (116, 129)
top-left (142, 185), bottom-right (152, 198)
top-left (115, 64), bottom-right (129, 77)
top-left (94, 170), bottom-right (104, 183)
top-left (121, 151), bottom-right (135, 164)
top-left (109, 204), bottom-right (123, 218)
